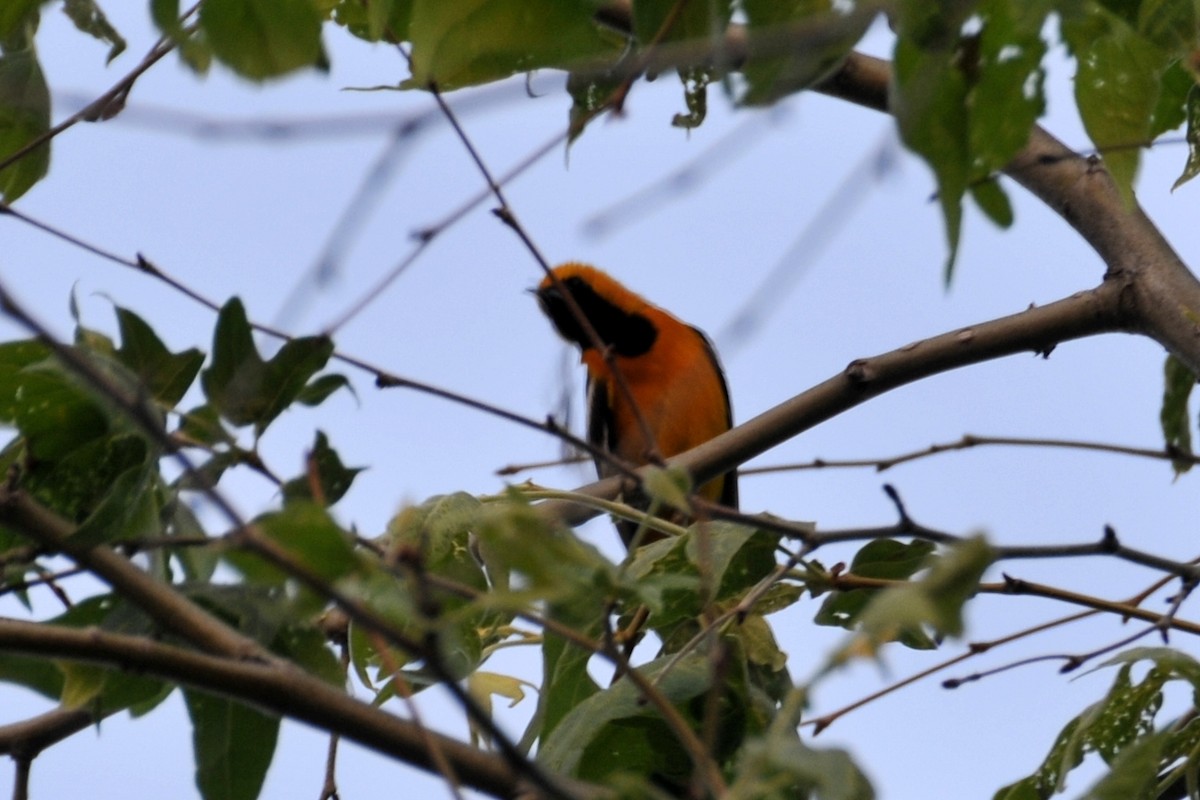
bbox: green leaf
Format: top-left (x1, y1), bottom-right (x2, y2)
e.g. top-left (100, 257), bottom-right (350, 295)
top-left (892, 35), bottom-right (968, 281)
top-left (332, 0), bottom-right (412, 42)
top-left (991, 778), bottom-right (1040, 800)
top-left (0, 340), bottom-right (51, 420)
top-left (177, 404), bottom-right (233, 446)
top-left (294, 373), bottom-right (351, 406)
top-left (272, 624), bottom-right (345, 685)
top-left (152, 0), bottom-right (213, 74)
top-left (537, 652), bottom-right (712, 783)
top-left (150, 0), bottom-right (180, 34)
top-left (968, 0), bottom-right (1049, 172)
top-left (633, 0), bottom-right (730, 129)
top-left (0, 342), bottom-right (164, 524)
top-left (1160, 353), bottom-right (1194, 475)
top-left (71, 459), bottom-right (161, 545)
top-left (1062, 7), bottom-right (1169, 206)
top-left (730, 733), bottom-right (875, 800)
top-left (1137, 0), bottom-right (1200, 52)
top-left (115, 306), bottom-right (205, 406)
top-left (406, 0), bottom-right (619, 91)
top-left (199, 0), bottom-right (323, 80)
top-left (1001, 657), bottom-right (1177, 797)
top-left (58, 661), bottom-right (167, 714)
top-left (164, 495), bottom-right (219, 582)
top-left (850, 536), bottom-right (992, 651)
top-left (739, 1), bottom-right (876, 106)
top-left (529, 588), bottom-right (604, 741)
top-left (62, 0), bottom-right (126, 63)
top-left (0, 648), bottom-right (63, 699)
top-left (200, 298), bottom-right (335, 434)
top-left (473, 492), bottom-right (613, 598)
top-left (970, 177), bottom-right (1015, 228)
top-left (815, 539), bottom-right (938, 649)
top-left (281, 430), bottom-right (363, 506)
top-left (1149, 59), bottom-right (1193, 140)
top-left (1078, 731), bottom-right (1167, 800)
top-left (699, 523), bottom-right (780, 602)
top-left (185, 689), bottom-right (279, 800)
top-left (565, 59), bottom-right (626, 142)
top-left (641, 464), bottom-right (692, 514)
top-left (0, 2), bottom-right (44, 44)
top-left (1173, 83), bottom-right (1200, 191)
top-left (0, 44), bottom-right (50, 202)
top-left (0, 595), bottom-right (166, 711)
top-left (256, 501), bottom-right (360, 584)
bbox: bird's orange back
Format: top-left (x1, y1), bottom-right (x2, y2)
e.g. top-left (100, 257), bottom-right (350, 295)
top-left (536, 263), bottom-right (737, 541)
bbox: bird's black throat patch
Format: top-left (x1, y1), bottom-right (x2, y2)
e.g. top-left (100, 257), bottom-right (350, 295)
top-left (538, 276), bottom-right (657, 357)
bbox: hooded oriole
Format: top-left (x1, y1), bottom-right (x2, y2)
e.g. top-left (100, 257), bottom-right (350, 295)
top-left (535, 262), bottom-right (738, 546)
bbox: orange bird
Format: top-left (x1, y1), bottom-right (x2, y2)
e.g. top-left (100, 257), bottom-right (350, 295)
top-left (535, 262), bottom-right (737, 545)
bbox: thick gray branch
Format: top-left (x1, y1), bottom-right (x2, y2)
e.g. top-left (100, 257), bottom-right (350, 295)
top-left (0, 619), bottom-right (583, 799)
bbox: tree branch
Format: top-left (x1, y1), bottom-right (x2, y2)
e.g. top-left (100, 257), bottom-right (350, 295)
top-left (544, 282), bottom-right (1130, 524)
top-left (0, 619), bottom-right (599, 800)
top-left (0, 487), bottom-right (270, 661)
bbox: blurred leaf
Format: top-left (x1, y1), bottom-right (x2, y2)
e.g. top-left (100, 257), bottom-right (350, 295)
top-left (0, 45), bottom-right (50, 202)
top-left (114, 306), bottom-right (204, 406)
top-left (281, 430), bottom-right (363, 506)
top-left (1173, 84), bottom-right (1200, 191)
top-left (991, 779), bottom-right (1040, 800)
top-left (1077, 731), bottom-right (1167, 800)
top-left (850, 536), bottom-right (991, 651)
top-left (62, 0), bottom-right (125, 63)
top-left (257, 501), bottom-right (360, 584)
top-left (1062, 7), bottom-right (1169, 206)
top-left (892, 35), bottom-right (968, 281)
top-left (272, 624), bottom-right (344, 685)
top-left (177, 404), bottom-right (233, 446)
top-left (566, 57), bottom-right (626, 141)
top-left (1136, 0), bottom-right (1199, 52)
top-left (532, 591), bottom-right (603, 740)
top-left (0, 595), bottom-right (166, 710)
top-left (58, 661), bottom-right (166, 714)
top-left (1149, 59), bottom-right (1193, 140)
top-left (641, 464), bottom-right (692, 515)
top-left (815, 539), bottom-right (937, 649)
top-left (174, 450), bottom-right (239, 492)
top-left (406, 0), bottom-right (619, 91)
top-left (0, 647), bottom-right (62, 698)
top-left (21, 432), bottom-right (151, 525)
top-left (164, 495), bottom-right (219, 582)
top-left (739, 1), bottom-right (876, 106)
top-left (634, 0), bottom-right (730, 129)
top-left (730, 732), bottom-right (874, 800)
top-left (968, 0), bottom-right (1049, 174)
top-left (474, 492), bottom-right (613, 600)
top-left (201, 298), bottom-right (335, 434)
top-left (332, 0), bottom-right (412, 42)
top-left (0, 2), bottom-right (45, 43)
top-left (970, 177), bottom-right (1014, 228)
top-left (1160, 353), bottom-right (1194, 475)
top-left (150, 0), bottom-right (180, 34)
top-left (294, 373), bottom-right (351, 407)
top-left (71, 459), bottom-right (161, 545)
top-left (199, 0), bottom-right (323, 80)
top-left (538, 652), bottom-right (711, 783)
top-left (1000, 652), bottom-right (1189, 798)
top-left (703, 524), bottom-right (780, 601)
top-left (185, 689), bottom-right (279, 800)
top-left (151, 0), bottom-right (213, 73)
top-left (386, 492), bottom-right (488, 597)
